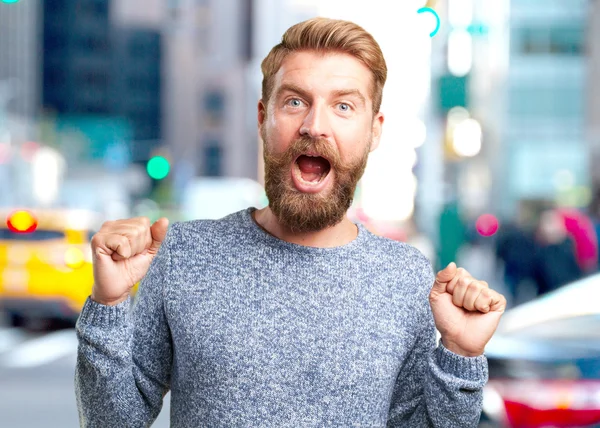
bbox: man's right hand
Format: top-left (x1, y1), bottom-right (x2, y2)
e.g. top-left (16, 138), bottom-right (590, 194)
top-left (90, 217), bottom-right (169, 306)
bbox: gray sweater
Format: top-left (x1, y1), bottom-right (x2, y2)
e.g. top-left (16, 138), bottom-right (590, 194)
top-left (75, 207), bottom-right (488, 427)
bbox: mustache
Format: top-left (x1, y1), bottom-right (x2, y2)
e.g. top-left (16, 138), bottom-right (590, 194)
top-left (280, 136), bottom-right (345, 172)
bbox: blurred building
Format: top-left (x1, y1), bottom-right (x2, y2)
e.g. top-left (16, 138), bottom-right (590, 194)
top-left (428, 0), bottom-right (508, 245)
top-left (42, 0), bottom-right (112, 116)
top-left (111, 27), bottom-right (162, 162)
top-left (589, 0), bottom-right (600, 215)
top-left (434, 0), bottom-right (590, 223)
top-left (41, 0), bottom-right (162, 166)
top-left (115, 0), bottom-right (263, 185)
top-left (501, 0), bottom-right (589, 216)
top-left (0, 0), bottom-right (40, 119)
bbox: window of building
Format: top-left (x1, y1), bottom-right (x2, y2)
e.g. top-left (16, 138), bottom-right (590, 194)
top-left (45, 68), bottom-right (65, 86)
top-left (128, 40), bottom-right (148, 58)
top-left (240, 0), bottom-right (254, 61)
top-left (508, 84), bottom-right (584, 119)
top-left (45, 32), bottom-right (67, 51)
top-left (44, 0), bottom-right (65, 14)
top-left (77, 35), bottom-right (109, 53)
top-left (204, 142), bottom-right (222, 177)
top-left (77, 0), bottom-right (108, 17)
top-left (77, 70), bottom-right (108, 87)
top-left (549, 26), bottom-right (585, 54)
top-left (513, 24), bottom-right (585, 55)
top-left (203, 90), bottom-right (225, 123)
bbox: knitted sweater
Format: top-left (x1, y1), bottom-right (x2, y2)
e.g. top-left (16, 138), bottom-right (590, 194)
top-left (75, 207), bottom-right (488, 427)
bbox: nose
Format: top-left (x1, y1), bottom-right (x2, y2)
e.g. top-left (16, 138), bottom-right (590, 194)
top-left (299, 102), bottom-right (331, 140)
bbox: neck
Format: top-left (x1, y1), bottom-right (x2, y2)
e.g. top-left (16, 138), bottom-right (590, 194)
top-left (252, 207), bottom-right (358, 248)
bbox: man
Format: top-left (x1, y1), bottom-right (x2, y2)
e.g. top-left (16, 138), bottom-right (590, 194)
top-left (76, 17), bottom-right (506, 427)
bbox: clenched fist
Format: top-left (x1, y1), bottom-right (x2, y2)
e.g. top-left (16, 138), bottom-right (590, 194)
top-left (429, 262), bottom-right (506, 357)
top-left (90, 217), bottom-right (169, 306)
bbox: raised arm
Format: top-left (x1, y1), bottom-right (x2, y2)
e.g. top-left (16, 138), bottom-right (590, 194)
top-left (75, 217), bottom-right (174, 427)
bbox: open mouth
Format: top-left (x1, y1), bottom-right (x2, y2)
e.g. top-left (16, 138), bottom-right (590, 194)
top-left (293, 154), bottom-right (332, 185)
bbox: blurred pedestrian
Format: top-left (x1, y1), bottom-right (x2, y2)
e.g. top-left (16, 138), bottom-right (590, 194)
top-left (533, 210), bottom-right (583, 295)
top-left (494, 220), bottom-right (537, 303)
top-left (555, 207), bottom-right (599, 274)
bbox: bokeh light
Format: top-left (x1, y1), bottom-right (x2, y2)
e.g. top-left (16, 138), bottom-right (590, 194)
top-left (452, 118), bottom-right (482, 157)
top-left (64, 247), bottom-right (85, 269)
top-left (6, 210), bottom-right (38, 233)
top-left (476, 213), bottom-right (499, 237)
top-left (147, 156), bottom-right (170, 180)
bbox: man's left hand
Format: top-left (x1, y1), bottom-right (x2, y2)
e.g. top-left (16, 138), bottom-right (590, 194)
top-left (429, 262), bottom-right (507, 357)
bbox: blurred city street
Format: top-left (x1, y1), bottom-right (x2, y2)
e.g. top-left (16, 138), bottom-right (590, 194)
top-left (0, 317), bottom-right (172, 428)
top-left (1, 0), bottom-right (600, 426)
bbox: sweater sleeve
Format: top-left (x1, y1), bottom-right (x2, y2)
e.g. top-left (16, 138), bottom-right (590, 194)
top-left (387, 259), bottom-right (488, 427)
top-left (74, 224), bottom-right (176, 428)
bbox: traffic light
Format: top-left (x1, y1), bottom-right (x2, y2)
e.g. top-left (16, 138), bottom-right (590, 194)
top-left (146, 156), bottom-right (170, 180)
top-left (144, 155), bottom-right (172, 201)
top-left (1, 0), bottom-right (20, 4)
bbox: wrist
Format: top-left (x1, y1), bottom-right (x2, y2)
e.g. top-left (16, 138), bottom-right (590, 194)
top-left (90, 291), bottom-right (129, 307)
top-left (441, 338), bottom-right (484, 357)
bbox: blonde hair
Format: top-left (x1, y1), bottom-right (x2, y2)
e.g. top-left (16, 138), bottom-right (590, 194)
top-left (261, 17), bottom-right (387, 115)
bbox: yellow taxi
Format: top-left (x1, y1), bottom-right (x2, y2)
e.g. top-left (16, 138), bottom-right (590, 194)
top-left (0, 208), bottom-right (102, 326)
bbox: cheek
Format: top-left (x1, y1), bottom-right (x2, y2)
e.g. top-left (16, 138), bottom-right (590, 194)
top-left (333, 122), bottom-right (372, 160)
top-left (265, 115), bottom-right (298, 149)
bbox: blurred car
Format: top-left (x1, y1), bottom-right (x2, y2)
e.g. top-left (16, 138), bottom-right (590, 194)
top-left (0, 208), bottom-right (102, 327)
top-left (481, 273), bottom-right (600, 427)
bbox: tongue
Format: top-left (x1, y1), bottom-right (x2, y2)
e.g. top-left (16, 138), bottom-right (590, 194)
top-left (297, 155), bottom-right (329, 182)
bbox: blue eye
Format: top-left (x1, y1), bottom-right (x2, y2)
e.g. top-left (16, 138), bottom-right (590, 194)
top-left (288, 99), bottom-right (302, 107)
top-left (338, 103), bottom-right (350, 112)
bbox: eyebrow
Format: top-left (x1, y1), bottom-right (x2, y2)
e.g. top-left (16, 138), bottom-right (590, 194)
top-left (275, 83), bottom-right (367, 107)
top-left (331, 89), bottom-right (366, 107)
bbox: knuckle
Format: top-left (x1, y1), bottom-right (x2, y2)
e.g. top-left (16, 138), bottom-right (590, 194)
top-left (100, 220), bottom-right (113, 230)
top-left (480, 289), bottom-right (492, 299)
top-left (90, 233), bottom-right (102, 247)
top-left (136, 223), bottom-right (147, 236)
top-left (467, 281), bottom-right (480, 291)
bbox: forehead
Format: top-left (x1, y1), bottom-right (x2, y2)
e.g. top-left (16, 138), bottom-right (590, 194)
top-left (273, 51), bottom-right (373, 98)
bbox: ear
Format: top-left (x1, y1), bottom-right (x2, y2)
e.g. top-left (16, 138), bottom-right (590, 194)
top-left (258, 100), bottom-right (267, 129)
top-left (370, 112), bottom-right (385, 152)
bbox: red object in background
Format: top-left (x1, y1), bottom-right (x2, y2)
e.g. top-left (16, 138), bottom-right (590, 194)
top-left (6, 210), bottom-right (38, 233)
top-left (490, 379), bottom-right (600, 428)
top-left (505, 401), bottom-right (600, 428)
top-left (476, 214), bottom-right (499, 237)
top-left (20, 141), bottom-right (40, 162)
top-left (556, 208), bottom-right (599, 273)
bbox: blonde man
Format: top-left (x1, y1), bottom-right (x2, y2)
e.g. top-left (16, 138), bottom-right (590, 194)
top-left (76, 18), bottom-right (505, 427)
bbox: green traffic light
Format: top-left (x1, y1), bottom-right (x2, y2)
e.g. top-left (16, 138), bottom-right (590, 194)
top-left (1, 0), bottom-right (20, 4)
top-left (147, 156), bottom-right (170, 180)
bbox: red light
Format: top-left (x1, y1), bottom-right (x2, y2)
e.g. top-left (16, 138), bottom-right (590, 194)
top-left (6, 210), bottom-right (38, 233)
top-left (476, 214), bottom-right (499, 237)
